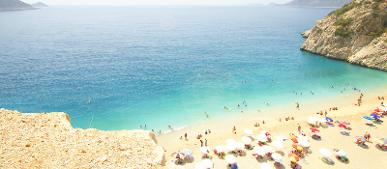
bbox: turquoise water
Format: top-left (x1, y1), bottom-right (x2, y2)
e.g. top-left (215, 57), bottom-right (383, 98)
top-left (0, 6), bottom-right (386, 131)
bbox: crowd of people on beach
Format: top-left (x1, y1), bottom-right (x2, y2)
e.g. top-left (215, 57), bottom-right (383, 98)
top-left (169, 94), bottom-right (387, 169)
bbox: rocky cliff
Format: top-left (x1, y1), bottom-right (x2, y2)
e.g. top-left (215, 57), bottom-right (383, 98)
top-left (0, 0), bottom-right (35, 11)
top-left (31, 2), bottom-right (48, 8)
top-left (0, 109), bottom-right (165, 169)
top-left (301, 0), bottom-right (387, 71)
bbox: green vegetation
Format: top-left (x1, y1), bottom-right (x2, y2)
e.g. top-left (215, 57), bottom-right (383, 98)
top-left (334, 18), bottom-right (353, 27)
top-left (329, 2), bottom-right (358, 16)
top-left (335, 27), bottom-right (353, 38)
top-left (368, 30), bottom-right (383, 37)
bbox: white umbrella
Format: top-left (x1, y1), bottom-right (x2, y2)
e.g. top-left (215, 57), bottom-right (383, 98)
top-left (335, 150), bottom-right (347, 157)
top-left (226, 139), bottom-right (237, 145)
top-left (242, 136), bottom-right (252, 144)
top-left (260, 162), bottom-right (273, 169)
top-left (320, 148), bottom-right (332, 158)
top-left (256, 134), bottom-right (268, 142)
top-left (308, 117), bottom-right (319, 125)
top-left (244, 129), bottom-right (253, 135)
top-left (271, 153), bottom-right (283, 163)
top-left (262, 145), bottom-right (273, 154)
top-left (226, 144), bottom-right (236, 152)
top-left (272, 140), bottom-right (284, 149)
top-left (181, 149), bottom-right (193, 156)
top-left (236, 142), bottom-right (244, 150)
top-left (215, 145), bottom-right (225, 153)
top-left (254, 146), bottom-right (266, 156)
top-left (194, 159), bottom-right (213, 169)
top-left (226, 139), bottom-right (237, 152)
top-left (298, 139), bottom-right (311, 148)
top-left (225, 155), bottom-right (237, 164)
top-left (200, 146), bottom-right (210, 154)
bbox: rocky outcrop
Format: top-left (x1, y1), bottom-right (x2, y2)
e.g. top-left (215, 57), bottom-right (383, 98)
top-left (301, 0), bottom-right (387, 71)
top-left (31, 2), bottom-right (48, 8)
top-left (0, 0), bottom-right (35, 11)
top-left (0, 109), bottom-right (165, 169)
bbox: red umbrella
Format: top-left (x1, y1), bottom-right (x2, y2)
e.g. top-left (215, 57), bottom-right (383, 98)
top-left (310, 127), bottom-right (320, 133)
top-left (338, 123), bottom-right (347, 129)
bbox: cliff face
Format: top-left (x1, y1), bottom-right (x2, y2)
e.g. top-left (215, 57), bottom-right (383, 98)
top-left (0, 109), bottom-right (165, 169)
top-left (0, 0), bottom-right (35, 11)
top-left (301, 0), bottom-right (387, 71)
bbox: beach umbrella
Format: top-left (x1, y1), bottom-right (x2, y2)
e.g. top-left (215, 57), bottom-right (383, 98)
top-left (242, 136), bottom-right (252, 144)
top-left (325, 117), bottom-right (333, 122)
top-left (236, 142), bottom-right (244, 150)
top-left (194, 159), bottom-right (213, 169)
top-left (355, 136), bottom-right (366, 142)
top-left (307, 117), bottom-right (316, 125)
top-left (181, 149), bottom-right (193, 156)
top-left (226, 143), bottom-right (237, 152)
top-left (370, 114), bottom-right (381, 119)
top-left (271, 153), bottom-right (283, 163)
top-left (272, 140), bottom-right (284, 149)
top-left (338, 123), bottom-right (347, 129)
top-left (225, 155), bottom-right (237, 164)
top-left (310, 127), bottom-right (320, 133)
top-left (227, 139), bottom-right (237, 145)
top-left (377, 138), bottom-right (387, 145)
top-left (262, 145), bottom-right (273, 154)
top-left (319, 148), bottom-right (332, 158)
top-left (215, 145), bottom-right (225, 153)
top-left (244, 129), bottom-right (253, 136)
top-left (335, 150), bottom-right (347, 157)
top-left (256, 134), bottom-right (268, 142)
top-left (374, 108), bottom-right (382, 112)
top-left (254, 146), bottom-right (266, 156)
top-left (298, 139), bottom-right (311, 148)
top-left (363, 116), bottom-right (374, 121)
top-left (226, 139), bottom-right (237, 152)
top-left (200, 147), bottom-right (210, 154)
top-left (260, 162), bottom-right (272, 169)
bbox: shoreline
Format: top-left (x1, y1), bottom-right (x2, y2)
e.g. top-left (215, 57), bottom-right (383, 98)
top-left (158, 85), bottom-right (386, 168)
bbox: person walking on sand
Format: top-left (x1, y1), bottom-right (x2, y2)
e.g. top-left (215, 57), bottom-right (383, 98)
top-left (200, 139), bottom-right (203, 147)
top-left (297, 124), bottom-right (301, 133)
top-left (296, 102), bottom-right (300, 110)
top-left (233, 126), bottom-right (236, 134)
top-left (205, 139), bottom-right (208, 146)
top-left (184, 133), bottom-right (188, 141)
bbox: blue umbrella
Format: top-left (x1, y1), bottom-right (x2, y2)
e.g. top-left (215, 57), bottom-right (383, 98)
top-left (370, 114), bottom-right (381, 119)
top-left (363, 116), bottom-right (374, 121)
top-left (325, 117), bottom-right (333, 122)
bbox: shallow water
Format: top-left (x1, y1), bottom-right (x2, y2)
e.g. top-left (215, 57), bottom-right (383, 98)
top-left (0, 6), bottom-right (386, 131)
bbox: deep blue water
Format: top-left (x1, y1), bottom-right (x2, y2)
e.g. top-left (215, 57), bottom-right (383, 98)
top-left (0, 6), bottom-right (386, 131)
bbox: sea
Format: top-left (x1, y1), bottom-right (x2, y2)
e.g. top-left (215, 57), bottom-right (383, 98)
top-left (0, 5), bottom-right (386, 131)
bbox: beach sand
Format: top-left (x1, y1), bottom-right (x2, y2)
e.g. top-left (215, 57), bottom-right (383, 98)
top-left (158, 87), bottom-right (387, 169)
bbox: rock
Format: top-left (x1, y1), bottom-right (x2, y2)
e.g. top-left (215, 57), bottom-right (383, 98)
top-left (301, 0), bottom-right (387, 71)
top-left (0, 0), bottom-right (35, 11)
top-left (0, 109), bottom-right (165, 169)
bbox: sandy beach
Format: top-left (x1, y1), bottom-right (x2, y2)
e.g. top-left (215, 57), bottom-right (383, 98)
top-left (158, 86), bottom-right (387, 169)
